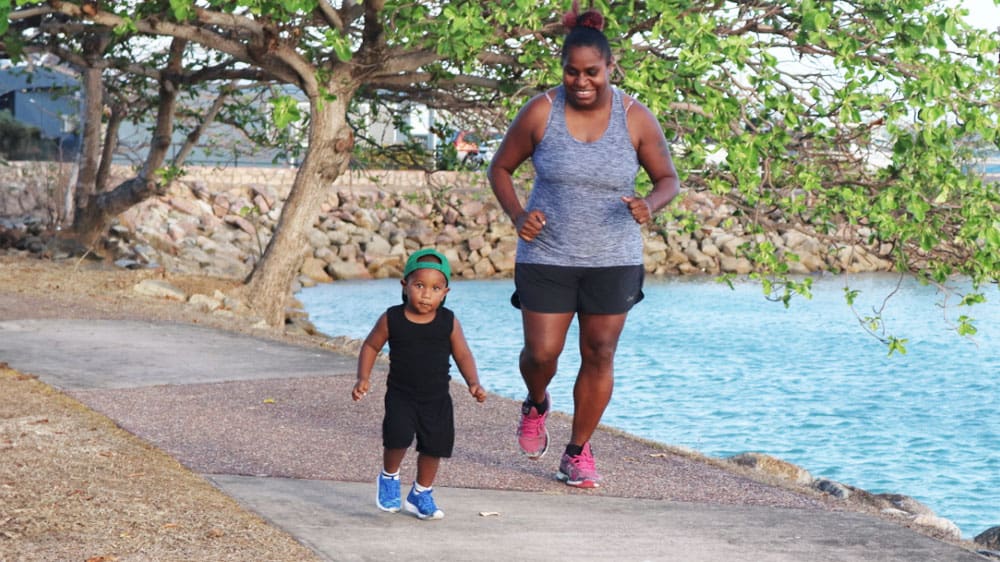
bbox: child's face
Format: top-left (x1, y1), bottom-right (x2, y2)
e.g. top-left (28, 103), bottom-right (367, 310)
top-left (401, 268), bottom-right (449, 315)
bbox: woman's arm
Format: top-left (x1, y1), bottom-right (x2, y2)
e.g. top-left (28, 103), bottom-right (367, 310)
top-left (623, 99), bottom-right (681, 224)
top-left (487, 93), bottom-right (551, 241)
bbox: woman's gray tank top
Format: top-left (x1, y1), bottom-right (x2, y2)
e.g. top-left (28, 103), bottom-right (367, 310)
top-left (516, 86), bottom-right (642, 267)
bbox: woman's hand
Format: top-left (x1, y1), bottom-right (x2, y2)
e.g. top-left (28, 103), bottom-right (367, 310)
top-left (515, 209), bottom-right (547, 242)
top-left (622, 195), bottom-right (652, 225)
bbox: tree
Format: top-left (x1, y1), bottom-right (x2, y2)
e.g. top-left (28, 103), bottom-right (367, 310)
top-left (3, 0), bottom-right (998, 336)
top-left (2, 8), bottom-right (284, 244)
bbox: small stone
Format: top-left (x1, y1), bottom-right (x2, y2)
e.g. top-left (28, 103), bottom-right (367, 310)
top-left (133, 279), bottom-right (187, 301)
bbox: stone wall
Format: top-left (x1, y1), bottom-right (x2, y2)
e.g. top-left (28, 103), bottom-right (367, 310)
top-left (0, 161), bottom-right (484, 223)
top-left (1, 160), bottom-right (896, 286)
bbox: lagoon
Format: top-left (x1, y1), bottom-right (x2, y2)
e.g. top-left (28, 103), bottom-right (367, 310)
top-left (299, 274), bottom-right (999, 539)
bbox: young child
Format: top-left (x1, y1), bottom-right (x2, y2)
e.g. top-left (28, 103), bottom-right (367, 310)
top-left (352, 248), bottom-right (486, 520)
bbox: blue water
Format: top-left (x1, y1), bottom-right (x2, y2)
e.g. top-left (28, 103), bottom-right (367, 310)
top-left (299, 274), bottom-right (1000, 538)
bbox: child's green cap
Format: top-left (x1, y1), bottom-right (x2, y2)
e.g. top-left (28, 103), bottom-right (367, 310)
top-left (403, 248), bottom-right (451, 284)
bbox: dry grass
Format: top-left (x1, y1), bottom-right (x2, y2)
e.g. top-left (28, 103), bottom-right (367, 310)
top-left (0, 367), bottom-right (320, 562)
top-left (0, 254), bottom-right (320, 561)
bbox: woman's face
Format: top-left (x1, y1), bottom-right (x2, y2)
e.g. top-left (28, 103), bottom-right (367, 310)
top-left (562, 45), bottom-right (611, 109)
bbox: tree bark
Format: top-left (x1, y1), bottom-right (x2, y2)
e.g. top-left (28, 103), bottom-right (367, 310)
top-left (243, 91), bottom-right (354, 326)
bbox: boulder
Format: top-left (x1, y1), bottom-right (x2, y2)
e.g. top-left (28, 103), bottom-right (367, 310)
top-left (976, 527), bottom-right (1000, 550)
top-left (728, 452), bottom-right (813, 486)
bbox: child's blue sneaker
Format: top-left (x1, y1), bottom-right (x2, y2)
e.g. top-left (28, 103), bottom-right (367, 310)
top-left (404, 486), bottom-right (444, 520)
top-left (376, 472), bottom-right (401, 512)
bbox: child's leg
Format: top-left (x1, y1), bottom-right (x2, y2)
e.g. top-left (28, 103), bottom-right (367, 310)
top-left (377, 448), bottom-right (407, 513)
top-left (405, 453), bottom-right (444, 520)
top-left (383, 447), bottom-right (407, 474)
top-left (414, 453), bottom-right (440, 488)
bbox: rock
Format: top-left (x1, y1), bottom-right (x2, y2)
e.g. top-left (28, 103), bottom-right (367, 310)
top-left (224, 214), bottom-right (257, 236)
top-left (188, 293), bottom-right (223, 312)
top-left (301, 257), bottom-right (333, 284)
top-left (727, 452), bottom-right (813, 486)
top-left (683, 243), bottom-right (715, 272)
top-left (327, 260), bottom-right (371, 280)
top-left (364, 234), bottom-right (392, 256)
top-left (473, 256), bottom-right (496, 277)
top-left (487, 248), bottom-right (515, 274)
top-left (467, 234), bottom-right (486, 252)
top-left (873, 493), bottom-right (935, 517)
top-left (720, 255), bottom-right (753, 274)
top-left (114, 259), bottom-right (145, 270)
top-left (912, 514), bottom-right (961, 541)
top-left (169, 196), bottom-right (203, 217)
top-left (133, 279), bottom-right (187, 301)
top-left (813, 478), bottom-right (851, 500)
top-left (976, 527), bottom-right (1000, 550)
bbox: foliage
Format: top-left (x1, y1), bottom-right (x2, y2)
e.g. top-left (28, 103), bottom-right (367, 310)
top-left (351, 141), bottom-right (434, 171)
top-left (3, 0), bottom-right (998, 342)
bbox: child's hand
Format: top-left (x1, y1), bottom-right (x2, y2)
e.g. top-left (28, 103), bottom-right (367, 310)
top-left (352, 380), bottom-right (370, 401)
top-left (468, 383), bottom-right (487, 403)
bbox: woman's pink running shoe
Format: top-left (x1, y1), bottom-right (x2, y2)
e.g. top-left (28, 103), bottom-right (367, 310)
top-left (556, 442), bottom-right (601, 488)
top-left (516, 393), bottom-right (549, 459)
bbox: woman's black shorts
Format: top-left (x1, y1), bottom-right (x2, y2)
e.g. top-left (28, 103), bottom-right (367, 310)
top-left (511, 263), bottom-right (645, 314)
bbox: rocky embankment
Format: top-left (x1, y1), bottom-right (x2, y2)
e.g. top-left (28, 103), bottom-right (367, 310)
top-left (2, 166), bottom-right (897, 287)
top-left (3, 167), bottom-right (1000, 553)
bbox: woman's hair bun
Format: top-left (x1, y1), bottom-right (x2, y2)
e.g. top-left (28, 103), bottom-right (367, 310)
top-left (562, 0), bottom-right (605, 32)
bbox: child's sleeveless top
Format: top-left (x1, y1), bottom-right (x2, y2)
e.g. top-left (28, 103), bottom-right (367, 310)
top-left (517, 86), bottom-right (642, 267)
top-left (386, 304), bottom-right (453, 400)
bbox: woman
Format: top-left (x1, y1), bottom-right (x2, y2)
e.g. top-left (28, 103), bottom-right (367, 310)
top-left (487, 3), bottom-right (680, 489)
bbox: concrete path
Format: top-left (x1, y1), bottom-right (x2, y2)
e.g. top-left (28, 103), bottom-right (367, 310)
top-left (0, 319), bottom-right (986, 561)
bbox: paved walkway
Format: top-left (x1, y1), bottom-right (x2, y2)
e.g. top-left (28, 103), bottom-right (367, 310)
top-left (0, 318), bottom-right (986, 561)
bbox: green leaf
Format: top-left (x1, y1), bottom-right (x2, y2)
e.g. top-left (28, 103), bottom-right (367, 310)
top-left (329, 35), bottom-right (353, 63)
top-left (956, 315), bottom-right (978, 336)
top-left (887, 337), bottom-right (908, 356)
top-left (169, 0), bottom-right (195, 21)
top-left (270, 96), bottom-right (301, 130)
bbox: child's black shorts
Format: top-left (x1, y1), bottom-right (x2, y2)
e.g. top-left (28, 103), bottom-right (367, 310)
top-left (382, 388), bottom-right (454, 458)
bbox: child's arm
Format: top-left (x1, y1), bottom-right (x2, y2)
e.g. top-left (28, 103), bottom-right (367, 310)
top-left (451, 317), bottom-right (486, 403)
top-left (353, 313), bottom-right (389, 401)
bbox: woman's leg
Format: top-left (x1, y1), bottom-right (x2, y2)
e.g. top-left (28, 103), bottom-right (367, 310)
top-left (570, 312), bottom-right (628, 446)
top-left (519, 309), bottom-right (575, 402)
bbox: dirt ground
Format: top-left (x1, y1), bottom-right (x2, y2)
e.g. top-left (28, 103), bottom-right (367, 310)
top-left (0, 254), bottom-right (323, 562)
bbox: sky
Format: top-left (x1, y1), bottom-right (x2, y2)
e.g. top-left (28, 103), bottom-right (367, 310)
top-left (957, 0), bottom-right (999, 28)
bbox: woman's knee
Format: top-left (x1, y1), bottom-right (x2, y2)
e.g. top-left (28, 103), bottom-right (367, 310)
top-left (520, 344), bottom-right (561, 370)
top-left (579, 339), bottom-right (617, 367)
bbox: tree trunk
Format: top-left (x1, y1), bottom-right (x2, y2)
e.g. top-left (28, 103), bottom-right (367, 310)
top-left (96, 102), bottom-right (123, 191)
top-left (69, 39), bottom-right (185, 251)
top-left (243, 93), bottom-right (354, 326)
